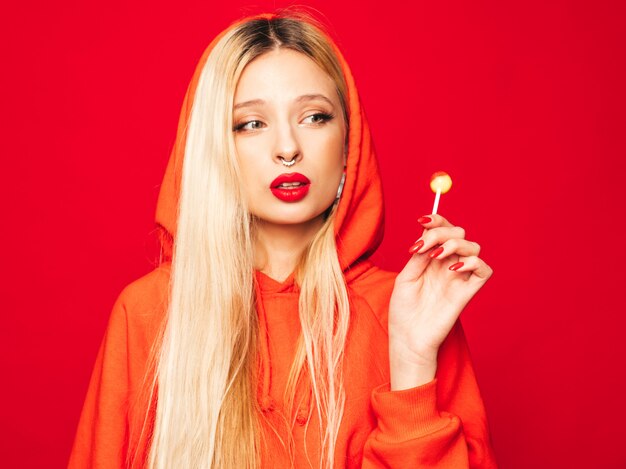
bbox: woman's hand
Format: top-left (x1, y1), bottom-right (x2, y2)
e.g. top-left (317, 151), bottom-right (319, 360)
top-left (388, 213), bottom-right (493, 390)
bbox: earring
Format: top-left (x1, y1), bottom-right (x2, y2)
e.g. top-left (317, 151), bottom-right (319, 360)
top-left (336, 172), bottom-right (346, 200)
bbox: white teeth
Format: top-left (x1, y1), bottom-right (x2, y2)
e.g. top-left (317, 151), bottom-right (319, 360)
top-left (278, 182), bottom-right (303, 188)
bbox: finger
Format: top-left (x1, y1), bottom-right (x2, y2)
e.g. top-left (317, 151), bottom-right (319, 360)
top-left (448, 255), bottom-right (494, 281)
top-left (417, 213), bottom-right (455, 229)
top-left (429, 238), bottom-right (480, 260)
top-left (409, 226), bottom-right (466, 255)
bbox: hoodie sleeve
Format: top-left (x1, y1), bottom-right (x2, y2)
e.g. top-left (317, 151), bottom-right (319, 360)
top-left (67, 294), bottom-right (130, 469)
top-left (361, 320), bottom-right (498, 468)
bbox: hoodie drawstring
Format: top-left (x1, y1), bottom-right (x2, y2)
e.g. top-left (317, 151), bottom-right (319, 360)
top-left (295, 376), bottom-right (312, 426)
top-left (254, 280), bottom-right (276, 413)
top-left (253, 277), bottom-right (311, 425)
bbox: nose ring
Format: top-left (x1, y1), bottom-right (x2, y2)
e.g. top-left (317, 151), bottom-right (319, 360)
top-left (279, 156), bottom-right (296, 167)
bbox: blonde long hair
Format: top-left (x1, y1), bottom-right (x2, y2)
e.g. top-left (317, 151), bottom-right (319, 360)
top-left (146, 14), bottom-right (351, 469)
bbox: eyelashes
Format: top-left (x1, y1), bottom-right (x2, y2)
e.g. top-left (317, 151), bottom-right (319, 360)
top-left (302, 112), bottom-right (335, 125)
top-left (233, 112), bottom-right (335, 133)
top-left (233, 120), bottom-right (264, 132)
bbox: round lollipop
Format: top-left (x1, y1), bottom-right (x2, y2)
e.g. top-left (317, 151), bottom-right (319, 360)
top-left (429, 171), bottom-right (452, 215)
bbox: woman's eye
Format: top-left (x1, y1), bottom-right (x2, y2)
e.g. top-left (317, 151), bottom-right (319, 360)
top-left (234, 120), bottom-right (264, 132)
top-left (302, 113), bottom-right (334, 125)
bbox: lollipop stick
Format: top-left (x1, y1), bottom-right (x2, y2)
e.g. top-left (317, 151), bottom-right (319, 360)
top-left (432, 189), bottom-right (441, 215)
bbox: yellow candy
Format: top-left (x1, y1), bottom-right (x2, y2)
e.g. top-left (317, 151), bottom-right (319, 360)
top-left (430, 171), bottom-right (452, 194)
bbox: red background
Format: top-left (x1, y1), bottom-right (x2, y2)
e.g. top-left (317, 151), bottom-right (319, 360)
top-left (2, 1), bottom-right (625, 468)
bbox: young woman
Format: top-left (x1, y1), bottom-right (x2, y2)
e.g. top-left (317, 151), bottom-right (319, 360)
top-left (69, 12), bottom-right (497, 469)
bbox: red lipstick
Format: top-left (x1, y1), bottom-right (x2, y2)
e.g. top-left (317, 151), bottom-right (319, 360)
top-left (270, 173), bottom-right (311, 202)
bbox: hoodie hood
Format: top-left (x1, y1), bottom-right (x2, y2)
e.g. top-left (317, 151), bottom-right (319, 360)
top-left (153, 12), bottom-right (385, 424)
top-left (155, 12), bottom-right (384, 274)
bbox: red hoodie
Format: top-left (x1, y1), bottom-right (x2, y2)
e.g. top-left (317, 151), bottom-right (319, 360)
top-left (68, 12), bottom-right (498, 469)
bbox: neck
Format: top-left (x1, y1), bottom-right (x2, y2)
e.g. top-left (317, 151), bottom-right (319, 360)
top-left (254, 216), bottom-right (325, 282)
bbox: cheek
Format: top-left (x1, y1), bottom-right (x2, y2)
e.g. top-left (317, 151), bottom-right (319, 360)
top-left (305, 129), bottom-right (345, 167)
top-left (306, 136), bottom-right (345, 199)
top-left (318, 135), bottom-right (345, 176)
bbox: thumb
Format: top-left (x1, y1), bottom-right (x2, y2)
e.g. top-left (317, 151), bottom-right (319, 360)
top-left (397, 227), bottom-right (431, 282)
top-left (397, 249), bottom-right (432, 283)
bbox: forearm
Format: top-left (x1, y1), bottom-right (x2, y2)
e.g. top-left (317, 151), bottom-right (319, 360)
top-left (362, 322), bottom-right (498, 468)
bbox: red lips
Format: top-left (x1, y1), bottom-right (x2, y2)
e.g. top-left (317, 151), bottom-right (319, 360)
top-left (270, 173), bottom-right (311, 202)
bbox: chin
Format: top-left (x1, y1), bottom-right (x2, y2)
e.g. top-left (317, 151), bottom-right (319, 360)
top-left (254, 203), bottom-right (333, 227)
top-left (264, 212), bottom-right (324, 226)
top-left (248, 190), bottom-right (337, 223)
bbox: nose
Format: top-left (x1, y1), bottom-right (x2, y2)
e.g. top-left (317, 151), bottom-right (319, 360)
top-left (273, 122), bottom-right (301, 166)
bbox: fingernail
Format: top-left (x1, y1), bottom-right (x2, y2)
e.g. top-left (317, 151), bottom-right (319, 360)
top-left (429, 246), bottom-right (444, 258)
top-left (418, 216), bottom-right (432, 224)
top-left (449, 262), bottom-right (464, 271)
top-left (409, 239), bottom-right (424, 254)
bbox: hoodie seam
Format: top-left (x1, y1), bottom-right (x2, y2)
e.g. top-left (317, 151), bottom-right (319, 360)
top-left (347, 288), bottom-right (389, 337)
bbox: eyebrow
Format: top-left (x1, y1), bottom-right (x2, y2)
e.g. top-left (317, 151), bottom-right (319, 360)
top-left (233, 94), bottom-right (335, 110)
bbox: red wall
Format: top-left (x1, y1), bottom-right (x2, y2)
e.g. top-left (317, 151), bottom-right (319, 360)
top-left (2, 1), bottom-right (625, 467)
